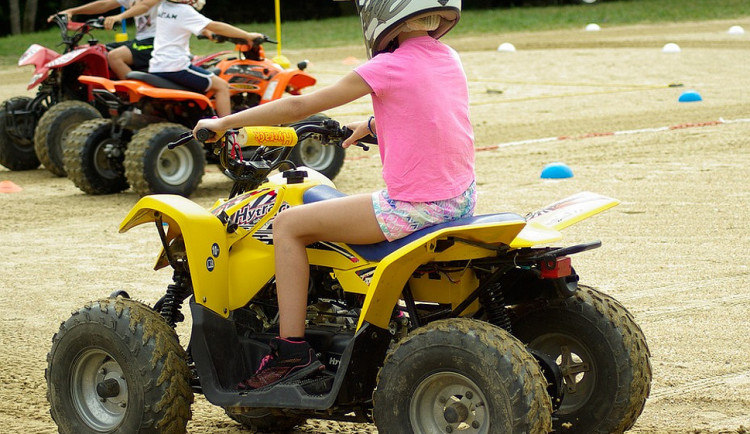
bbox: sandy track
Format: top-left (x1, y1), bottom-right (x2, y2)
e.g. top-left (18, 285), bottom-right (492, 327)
top-left (2, 18), bottom-right (750, 433)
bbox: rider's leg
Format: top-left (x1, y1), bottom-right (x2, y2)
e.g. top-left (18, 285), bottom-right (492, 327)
top-left (209, 76), bottom-right (231, 117)
top-left (107, 46), bottom-right (133, 80)
top-left (273, 193), bottom-right (385, 338)
top-left (237, 193), bottom-right (384, 389)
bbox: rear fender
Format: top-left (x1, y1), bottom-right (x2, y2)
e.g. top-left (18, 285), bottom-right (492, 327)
top-left (18, 44), bottom-right (59, 89)
top-left (79, 75), bottom-right (178, 104)
top-left (357, 219), bottom-right (527, 330)
top-left (119, 195), bottom-right (231, 318)
top-left (136, 87), bottom-right (212, 110)
top-left (260, 70), bottom-right (316, 103)
top-left (511, 192), bottom-right (619, 248)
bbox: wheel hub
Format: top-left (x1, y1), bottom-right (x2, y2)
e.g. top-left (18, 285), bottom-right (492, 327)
top-left (298, 138), bottom-right (335, 169)
top-left (94, 140), bottom-right (124, 179)
top-left (157, 145), bottom-right (193, 185)
top-left (410, 372), bottom-right (487, 433)
top-left (72, 349), bottom-right (128, 430)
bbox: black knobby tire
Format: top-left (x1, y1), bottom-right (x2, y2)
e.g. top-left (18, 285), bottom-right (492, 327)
top-left (511, 285), bottom-right (652, 433)
top-left (34, 100), bottom-right (101, 177)
top-left (287, 114), bottom-right (345, 180)
top-left (225, 409), bottom-right (306, 433)
top-left (373, 319), bottom-right (553, 434)
top-left (63, 118), bottom-right (130, 195)
top-left (0, 96), bottom-right (39, 170)
top-left (46, 297), bottom-right (194, 433)
top-left (125, 123), bottom-right (205, 197)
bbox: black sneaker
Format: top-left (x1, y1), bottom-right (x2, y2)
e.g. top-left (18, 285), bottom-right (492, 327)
top-left (237, 337), bottom-right (324, 390)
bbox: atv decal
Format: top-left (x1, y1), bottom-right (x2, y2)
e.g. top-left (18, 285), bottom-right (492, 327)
top-left (356, 267), bottom-right (376, 285)
top-left (211, 243), bottom-right (220, 257)
top-left (310, 242), bottom-right (360, 264)
top-left (230, 190), bottom-right (281, 229)
top-left (251, 202), bottom-right (290, 245)
top-left (206, 257), bottom-right (215, 272)
top-left (45, 47), bottom-right (88, 68)
top-left (210, 188), bottom-right (271, 216)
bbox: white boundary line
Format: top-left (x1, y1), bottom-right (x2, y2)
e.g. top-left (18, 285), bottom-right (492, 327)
top-left (346, 117), bottom-right (750, 160)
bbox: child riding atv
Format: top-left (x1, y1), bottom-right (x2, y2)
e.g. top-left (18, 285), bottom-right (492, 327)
top-left (49, 0), bottom-right (160, 80)
top-left (148, 0), bottom-right (262, 117)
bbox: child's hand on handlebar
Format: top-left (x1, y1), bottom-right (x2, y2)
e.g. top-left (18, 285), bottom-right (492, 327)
top-left (245, 32), bottom-right (264, 46)
top-left (341, 120), bottom-right (370, 149)
top-left (193, 118), bottom-right (225, 142)
top-left (48, 11), bottom-right (71, 23)
top-left (103, 15), bottom-right (122, 30)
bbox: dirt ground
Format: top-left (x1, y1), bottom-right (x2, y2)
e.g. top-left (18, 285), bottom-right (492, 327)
top-left (1, 18), bottom-right (750, 433)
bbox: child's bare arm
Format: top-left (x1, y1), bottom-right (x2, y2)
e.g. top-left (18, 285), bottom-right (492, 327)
top-left (49, 0), bottom-right (119, 22)
top-left (203, 21), bottom-right (262, 44)
top-left (103, 0), bottom-right (159, 30)
top-left (194, 71), bottom-right (373, 138)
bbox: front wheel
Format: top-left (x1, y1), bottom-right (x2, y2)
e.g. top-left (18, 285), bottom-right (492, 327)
top-left (34, 100), bottom-right (101, 177)
top-left (373, 319), bottom-right (552, 433)
top-left (0, 96), bottom-right (39, 170)
top-left (46, 297), bottom-right (193, 433)
top-left (125, 123), bottom-right (205, 197)
top-left (511, 285), bottom-right (652, 433)
top-left (63, 118), bottom-right (130, 195)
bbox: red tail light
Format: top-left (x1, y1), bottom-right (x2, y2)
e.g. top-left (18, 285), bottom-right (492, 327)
top-left (540, 256), bottom-right (572, 279)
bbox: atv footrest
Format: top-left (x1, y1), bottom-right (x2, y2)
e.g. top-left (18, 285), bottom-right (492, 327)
top-left (299, 372), bottom-right (335, 395)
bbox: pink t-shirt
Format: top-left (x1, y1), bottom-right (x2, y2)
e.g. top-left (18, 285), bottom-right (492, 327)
top-left (354, 36), bottom-right (475, 202)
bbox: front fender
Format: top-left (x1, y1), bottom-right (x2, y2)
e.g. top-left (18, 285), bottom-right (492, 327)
top-left (260, 70), bottom-right (316, 103)
top-left (119, 194), bottom-right (230, 318)
top-left (18, 44), bottom-right (59, 89)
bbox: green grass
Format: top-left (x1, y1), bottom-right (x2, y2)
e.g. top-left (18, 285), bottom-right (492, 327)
top-left (2, 0), bottom-right (748, 67)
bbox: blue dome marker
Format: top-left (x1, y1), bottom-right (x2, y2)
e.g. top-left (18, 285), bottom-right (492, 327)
top-left (678, 90), bottom-right (702, 102)
top-left (541, 162), bottom-right (574, 179)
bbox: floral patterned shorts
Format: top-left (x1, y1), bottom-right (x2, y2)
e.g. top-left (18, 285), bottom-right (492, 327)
top-left (372, 181), bottom-right (476, 242)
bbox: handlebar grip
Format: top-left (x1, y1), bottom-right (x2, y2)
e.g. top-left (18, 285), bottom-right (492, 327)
top-left (195, 128), bottom-right (215, 142)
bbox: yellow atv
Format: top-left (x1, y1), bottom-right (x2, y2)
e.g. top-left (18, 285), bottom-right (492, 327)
top-left (46, 119), bottom-right (651, 433)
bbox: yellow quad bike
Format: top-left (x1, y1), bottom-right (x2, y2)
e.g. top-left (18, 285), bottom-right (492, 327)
top-left (46, 119), bottom-right (651, 433)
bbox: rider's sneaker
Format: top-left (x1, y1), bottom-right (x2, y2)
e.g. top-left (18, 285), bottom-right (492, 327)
top-left (237, 337), bottom-right (324, 390)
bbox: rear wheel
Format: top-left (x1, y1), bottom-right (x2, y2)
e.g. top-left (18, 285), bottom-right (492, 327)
top-left (125, 123), bottom-right (205, 197)
top-left (63, 118), bottom-right (130, 195)
top-left (373, 319), bottom-right (552, 433)
top-left (0, 96), bottom-right (39, 170)
top-left (46, 297), bottom-right (193, 433)
top-left (511, 285), bottom-right (651, 433)
top-left (34, 100), bottom-right (101, 177)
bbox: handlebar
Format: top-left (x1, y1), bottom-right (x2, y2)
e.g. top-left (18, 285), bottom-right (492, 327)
top-left (197, 33), bottom-right (276, 46)
top-left (166, 119), bottom-right (376, 197)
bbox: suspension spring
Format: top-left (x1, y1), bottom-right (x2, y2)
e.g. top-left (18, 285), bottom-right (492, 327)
top-left (161, 271), bottom-right (190, 327)
top-left (481, 284), bottom-right (512, 332)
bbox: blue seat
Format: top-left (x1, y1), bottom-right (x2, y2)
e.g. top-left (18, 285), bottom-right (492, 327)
top-left (303, 185), bottom-right (523, 261)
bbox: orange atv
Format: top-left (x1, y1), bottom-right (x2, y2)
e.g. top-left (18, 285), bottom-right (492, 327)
top-left (63, 35), bottom-right (335, 197)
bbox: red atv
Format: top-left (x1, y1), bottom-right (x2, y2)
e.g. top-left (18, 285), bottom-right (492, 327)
top-left (63, 35), bottom-right (329, 197)
top-left (0, 14), bottom-right (112, 175)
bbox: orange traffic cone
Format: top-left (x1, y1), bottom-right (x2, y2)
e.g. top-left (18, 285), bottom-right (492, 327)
top-left (0, 180), bottom-right (23, 193)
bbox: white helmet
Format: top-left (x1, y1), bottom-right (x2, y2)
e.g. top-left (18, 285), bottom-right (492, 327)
top-left (354, 0), bottom-right (461, 58)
